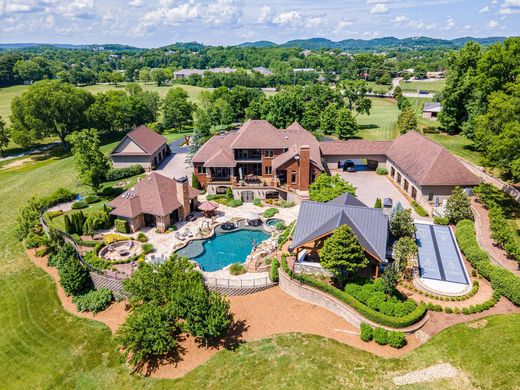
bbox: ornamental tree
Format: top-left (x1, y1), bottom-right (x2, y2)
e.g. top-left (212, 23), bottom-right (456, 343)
top-left (309, 174), bottom-right (356, 203)
top-left (58, 255), bottom-right (91, 296)
top-left (445, 186), bottom-right (473, 224)
top-left (393, 237), bottom-right (418, 276)
top-left (397, 106), bottom-right (417, 134)
top-left (335, 108), bottom-right (358, 140)
top-left (319, 225), bottom-right (368, 284)
top-left (162, 87), bottom-right (195, 131)
top-left (390, 208), bottom-right (416, 238)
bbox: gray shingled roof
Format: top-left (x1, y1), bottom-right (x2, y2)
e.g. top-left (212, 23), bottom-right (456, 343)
top-left (289, 200), bottom-right (389, 261)
top-left (423, 102), bottom-right (442, 112)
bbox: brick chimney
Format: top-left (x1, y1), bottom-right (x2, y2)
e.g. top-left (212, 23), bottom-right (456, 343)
top-left (298, 145), bottom-right (310, 191)
top-left (175, 176), bottom-right (191, 220)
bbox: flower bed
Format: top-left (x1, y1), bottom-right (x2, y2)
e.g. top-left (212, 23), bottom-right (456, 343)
top-left (280, 254), bottom-right (427, 328)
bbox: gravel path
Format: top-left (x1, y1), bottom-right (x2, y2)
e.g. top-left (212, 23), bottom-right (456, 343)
top-left (393, 363), bottom-right (459, 385)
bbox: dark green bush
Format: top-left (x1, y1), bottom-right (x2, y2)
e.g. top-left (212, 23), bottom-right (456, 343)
top-left (83, 195), bottom-right (100, 204)
top-left (114, 218), bottom-right (129, 234)
top-left (280, 255), bottom-right (427, 328)
top-left (105, 164), bottom-right (144, 181)
top-left (386, 331), bottom-right (406, 348)
top-left (411, 201), bottom-right (429, 217)
top-left (269, 259), bottom-right (279, 282)
top-left (58, 254), bottom-right (91, 296)
top-left (263, 208), bottom-right (279, 218)
top-left (360, 323), bottom-right (373, 342)
top-left (253, 198), bottom-right (262, 206)
top-left (376, 167), bottom-right (388, 175)
top-left (137, 232), bottom-right (148, 242)
top-left (73, 288), bottom-right (113, 314)
top-left (71, 201), bottom-right (88, 209)
top-left (374, 198), bottom-right (382, 208)
top-left (434, 216), bottom-right (449, 225)
top-left (229, 262), bottom-right (246, 275)
top-left (444, 306), bottom-right (453, 314)
top-left (141, 243), bottom-right (154, 254)
top-left (373, 327), bottom-right (388, 345)
top-left (227, 199), bottom-right (243, 207)
top-left (456, 220), bottom-right (520, 306)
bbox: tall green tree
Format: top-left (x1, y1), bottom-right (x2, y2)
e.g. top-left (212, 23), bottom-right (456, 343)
top-left (319, 224), bottom-right (369, 284)
top-left (67, 128), bottom-right (110, 191)
top-left (150, 68), bottom-right (168, 86)
top-left (162, 87), bottom-right (195, 131)
top-left (319, 103), bottom-right (338, 135)
top-left (393, 237), bottom-right (418, 276)
top-left (335, 108), bottom-right (358, 140)
top-left (10, 80), bottom-right (94, 147)
top-left (337, 80), bottom-right (372, 117)
top-left (445, 186), bottom-right (473, 224)
top-left (0, 116), bottom-right (9, 152)
top-left (301, 100), bottom-right (321, 132)
top-left (390, 208), bottom-right (416, 238)
top-left (397, 106), bottom-right (417, 134)
top-left (309, 174), bottom-right (356, 202)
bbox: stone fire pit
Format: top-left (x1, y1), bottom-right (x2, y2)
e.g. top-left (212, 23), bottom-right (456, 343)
top-left (99, 240), bottom-right (142, 261)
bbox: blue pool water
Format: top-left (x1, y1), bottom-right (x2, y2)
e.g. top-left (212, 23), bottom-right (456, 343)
top-left (176, 228), bottom-right (270, 272)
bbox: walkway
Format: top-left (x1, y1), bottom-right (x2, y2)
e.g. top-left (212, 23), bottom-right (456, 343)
top-left (471, 199), bottom-right (520, 276)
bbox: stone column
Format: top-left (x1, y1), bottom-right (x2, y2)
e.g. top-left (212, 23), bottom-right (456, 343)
top-left (176, 176), bottom-right (191, 220)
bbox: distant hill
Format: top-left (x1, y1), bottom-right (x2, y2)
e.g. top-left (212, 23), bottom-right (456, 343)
top-left (0, 43), bottom-right (142, 51)
top-left (239, 36), bottom-right (507, 51)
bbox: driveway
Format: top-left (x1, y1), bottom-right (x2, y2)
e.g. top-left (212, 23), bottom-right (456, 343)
top-left (335, 169), bottom-right (429, 220)
top-left (156, 145), bottom-right (191, 180)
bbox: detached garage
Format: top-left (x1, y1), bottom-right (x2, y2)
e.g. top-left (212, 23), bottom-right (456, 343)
top-left (319, 140), bottom-right (391, 170)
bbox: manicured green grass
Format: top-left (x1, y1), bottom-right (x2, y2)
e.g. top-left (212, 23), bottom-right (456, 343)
top-left (400, 80), bottom-right (446, 93)
top-left (365, 81), bottom-right (391, 93)
top-left (356, 98), bottom-right (399, 140)
top-left (424, 132), bottom-right (481, 165)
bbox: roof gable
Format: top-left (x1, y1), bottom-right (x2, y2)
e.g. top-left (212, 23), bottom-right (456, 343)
top-left (118, 125), bottom-right (167, 155)
top-left (230, 120), bottom-right (286, 149)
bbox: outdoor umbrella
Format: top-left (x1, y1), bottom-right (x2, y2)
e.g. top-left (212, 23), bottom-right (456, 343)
top-left (198, 201), bottom-right (219, 212)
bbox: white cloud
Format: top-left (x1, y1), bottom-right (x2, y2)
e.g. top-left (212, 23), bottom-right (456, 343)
top-left (479, 6), bottom-right (490, 13)
top-left (129, 0), bottom-right (145, 7)
top-left (272, 10), bottom-right (302, 27)
top-left (504, 0), bottom-right (520, 6)
top-left (464, 24), bottom-right (471, 29)
top-left (486, 19), bottom-right (498, 28)
top-left (4, 1), bottom-right (45, 14)
top-left (363, 30), bottom-right (380, 38)
top-left (409, 19), bottom-right (437, 30)
top-left (334, 19), bottom-right (354, 35)
top-left (58, 0), bottom-right (95, 19)
top-left (369, 3), bottom-right (388, 14)
top-left (392, 15), bottom-right (409, 24)
top-left (305, 16), bottom-right (325, 28)
top-left (257, 5), bottom-right (273, 23)
top-left (366, 0), bottom-right (388, 3)
top-left (141, 2), bottom-right (201, 26)
top-left (206, 0), bottom-right (242, 25)
top-left (444, 16), bottom-right (455, 30)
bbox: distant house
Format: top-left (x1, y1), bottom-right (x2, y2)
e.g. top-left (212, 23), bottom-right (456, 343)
top-left (252, 66), bottom-right (274, 76)
top-left (109, 173), bottom-right (201, 232)
top-left (289, 193), bottom-right (389, 277)
top-left (110, 125), bottom-right (169, 170)
top-left (300, 49), bottom-right (312, 57)
top-left (426, 71), bottom-right (444, 79)
top-left (173, 67), bottom-right (236, 79)
top-left (422, 102), bottom-right (442, 120)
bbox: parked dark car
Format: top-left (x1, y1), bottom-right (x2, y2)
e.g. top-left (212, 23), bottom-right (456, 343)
top-left (343, 160), bottom-right (356, 172)
top-left (419, 90), bottom-right (429, 95)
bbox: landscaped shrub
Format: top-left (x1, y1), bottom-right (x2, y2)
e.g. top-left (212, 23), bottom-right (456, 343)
top-left (82, 208), bottom-right (112, 236)
top-left (137, 232), bottom-right (148, 242)
top-left (374, 198), bottom-right (382, 208)
top-left (225, 187), bottom-right (234, 201)
top-left (456, 220), bottom-right (520, 306)
top-left (277, 222), bottom-right (295, 247)
top-left (345, 279), bottom-right (417, 317)
top-left (386, 331), bottom-right (406, 348)
top-left (434, 216), bottom-right (449, 225)
top-left (360, 323), bottom-right (373, 342)
top-left (103, 233), bottom-right (129, 245)
top-left (47, 210), bottom-right (63, 219)
top-left (229, 262), bottom-right (246, 275)
top-left (253, 198), bottom-right (262, 206)
top-left (105, 164), bottom-right (144, 181)
top-left (411, 201), bottom-right (429, 217)
top-left (263, 208), bottom-right (279, 218)
top-left (141, 243), bottom-right (154, 254)
top-left (73, 288), bottom-right (114, 314)
top-left (64, 211), bottom-right (87, 235)
top-left (58, 254), bottom-right (91, 296)
top-left (227, 199), bottom-right (243, 207)
top-left (280, 255), bottom-right (427, 328)
top-left (71, 200), bottom-right (88, 210)
top-left (115, 218), bottom-right (130, 234)
top-left (376, 167), bottom-right (388, 175)
top-left (275, 221), bottom-right (286, 231)
top-left (279, 200), bottom-right (295, 208)
top-left (269, 259), bottom-right (279, 282)
top-left (83, 195), bottom-right (100, 204)
top-left (372, 327), bottom-right (388, 345)
top-left (191, 173), bottom-right (202, 190)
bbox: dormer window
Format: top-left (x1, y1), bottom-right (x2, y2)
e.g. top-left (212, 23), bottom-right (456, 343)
top-left (264, 149), bottom-right (274, 158)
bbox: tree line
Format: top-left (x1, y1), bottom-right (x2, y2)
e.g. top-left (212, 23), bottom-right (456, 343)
top-left (439, 37), bottom-right (520, 181)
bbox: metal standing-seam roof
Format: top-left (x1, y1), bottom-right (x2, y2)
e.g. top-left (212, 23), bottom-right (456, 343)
top-left (289, 198), bottom-right (389, 261)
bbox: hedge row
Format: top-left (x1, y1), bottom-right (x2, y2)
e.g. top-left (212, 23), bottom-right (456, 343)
top-left (455, 220), bottom-right (520, 306)
top-left (360, 323), bottom-right (406, 348)
top-left (105, 164), bottom-right (144, 181)
top-left (281, 254), bottom-right (427, 328)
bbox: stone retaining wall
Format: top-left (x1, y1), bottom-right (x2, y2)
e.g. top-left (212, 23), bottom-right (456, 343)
top-left (279, 269), bottom-right (428, 333)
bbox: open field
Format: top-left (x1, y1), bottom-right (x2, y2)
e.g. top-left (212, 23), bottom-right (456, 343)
top-left (1, 116), bottom-right (519, 388)
top-left (356, 98), bottom-right (399, 140)
top-left (400, 80), bottom-right (446, 93)
top-left (424, 132), bottom-right (481, 166)
top-left (365, 81), bottom-right (391, 93)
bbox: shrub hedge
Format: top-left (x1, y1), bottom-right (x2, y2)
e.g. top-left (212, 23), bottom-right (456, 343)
top-left (83, 195), bottom-right (100, 204)
top-left (229, 263), bottom-right (246, 275)
top-left (411, 201), bottom-right (429, 217)
top-left (376, 167), bottom-right (388, 175)
top-left (73, 288), bottom-right (114, 314)
top-left (360, 323), bottom-right (373, 341)
top-left (227, 199), bottom-right (243, 207)
top-left (141, 243), bottom-right (154, 254)
top-left (115, 218), bottom-right (129, 234)
top-left (433, 216), bottom-right (449, 225)
top-left (263, 208), bottom-right (279, 218)
top-left (71, 201), bottom-right (88, 210)
top-left (455, 220), bottom-right (520, 306)
top-left (105, 164), bottom-right (144, 181)
top-left (281, 255), bottom-right (427, 328)
top-left (269, 259), bottom-right (279, 282)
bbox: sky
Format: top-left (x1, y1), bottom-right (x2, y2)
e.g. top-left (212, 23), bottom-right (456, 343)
top-left (0, 0), bottom-right (518, 47)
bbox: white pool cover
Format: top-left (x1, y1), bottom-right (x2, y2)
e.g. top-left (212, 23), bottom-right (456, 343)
top-left (415, 223), bottom-right (469, 285)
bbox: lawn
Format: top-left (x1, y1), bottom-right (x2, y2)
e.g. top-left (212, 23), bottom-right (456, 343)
top-left (400, 80), bottom-right (446, 93)
top-left (424, 132), bottom-right (481, 166)
top-left (356, 98), bottom-right (399, 141)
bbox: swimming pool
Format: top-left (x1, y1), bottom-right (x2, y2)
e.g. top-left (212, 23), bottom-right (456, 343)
top-left (175, 228), bottom-right (270, 272)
